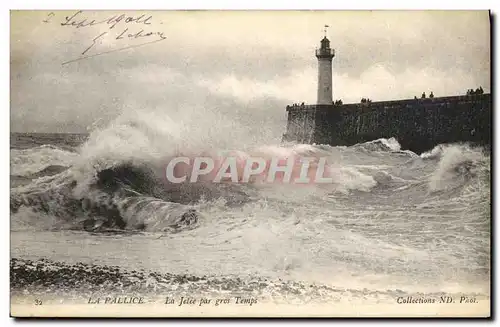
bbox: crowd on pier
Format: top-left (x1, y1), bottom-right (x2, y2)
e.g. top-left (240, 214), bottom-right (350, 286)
top-left (466, 87), bottom-right (484, 95)
top-left (413, 91), bottom-right (434, 99)
top-left (287, 102), bottom-right (307, 109)
top-left (286, 86), bottom-right (485, 109)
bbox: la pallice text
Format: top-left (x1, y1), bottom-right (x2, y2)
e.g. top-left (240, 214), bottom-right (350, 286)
top-left (88, 296), bottom-right (145, 304)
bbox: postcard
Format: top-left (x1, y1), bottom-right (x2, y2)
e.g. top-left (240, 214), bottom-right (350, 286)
top-left (10, 10), bottom-right (491, 317)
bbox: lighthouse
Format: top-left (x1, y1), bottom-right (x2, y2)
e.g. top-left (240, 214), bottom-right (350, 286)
top-left (315, 27), bottom-right (335, 105)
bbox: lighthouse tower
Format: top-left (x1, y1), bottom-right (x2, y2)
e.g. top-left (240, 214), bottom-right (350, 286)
top-left (315, 28), bottom-right (335, 105)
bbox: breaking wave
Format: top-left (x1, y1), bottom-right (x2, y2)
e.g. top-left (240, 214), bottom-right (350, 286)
top-left (425, 143), bottom-right (490, 193)
top-left (11, 145), bottom-right (77, 176)
top-left (353, 137), bottom-right (401, 152)
top-left (10, 112), bottom-right (490, 235)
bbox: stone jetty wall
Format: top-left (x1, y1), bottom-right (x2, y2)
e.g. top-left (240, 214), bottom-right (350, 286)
top-left (283, 94), bottom-right (491, 153)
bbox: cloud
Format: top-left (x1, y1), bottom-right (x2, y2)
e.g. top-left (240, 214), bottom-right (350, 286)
top-left (196, 62), bottom-right (487, 106)
top-left (10, 10), bottom-right (490, 133)
top-left (197, 68), bottom-right (317, 103)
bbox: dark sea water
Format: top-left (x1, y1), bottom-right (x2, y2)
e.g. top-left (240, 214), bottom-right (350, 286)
top-left (10, 123), bottom-right (491, 307)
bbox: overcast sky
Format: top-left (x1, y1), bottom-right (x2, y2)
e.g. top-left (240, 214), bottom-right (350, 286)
top-left (10, 10), bottom-right (490, 134)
